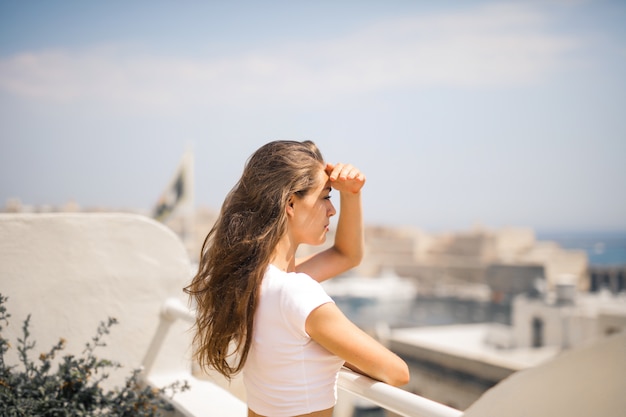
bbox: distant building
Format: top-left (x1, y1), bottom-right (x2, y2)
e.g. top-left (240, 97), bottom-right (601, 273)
top-left (389, 283), bottom-right (626, 409)
top-left (501, 283), bottom-right (626, 350)
top-left (357, 225), bottom-right (588, 300)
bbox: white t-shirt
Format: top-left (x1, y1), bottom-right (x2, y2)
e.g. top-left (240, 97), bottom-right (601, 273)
top-left (243, 264), bottom-right (345, 417)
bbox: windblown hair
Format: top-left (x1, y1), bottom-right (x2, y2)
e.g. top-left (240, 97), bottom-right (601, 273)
top-left (184, 140), bottom-right (325, 379)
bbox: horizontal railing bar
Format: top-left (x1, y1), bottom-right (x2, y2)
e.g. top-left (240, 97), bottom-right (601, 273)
top-left (338, 368), bottom-right (463, 417)
top-left (162, 297), bottom-right (196, 323)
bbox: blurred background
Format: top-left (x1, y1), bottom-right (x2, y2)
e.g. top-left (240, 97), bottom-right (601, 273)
top-left (1, 0), bottom-right (625, 413)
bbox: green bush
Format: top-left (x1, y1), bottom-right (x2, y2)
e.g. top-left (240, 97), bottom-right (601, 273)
top-left (0, 294), bottom-right (189, 416)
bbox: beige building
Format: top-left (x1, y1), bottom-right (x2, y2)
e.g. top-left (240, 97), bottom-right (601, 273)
top-left (358, 225), bottom-right (588, 298)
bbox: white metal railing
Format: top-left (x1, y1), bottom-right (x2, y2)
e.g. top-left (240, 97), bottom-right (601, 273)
top-left (338, 368), bottom-right (462, 417)
top-left (143, 298), bottom-right (463, 417)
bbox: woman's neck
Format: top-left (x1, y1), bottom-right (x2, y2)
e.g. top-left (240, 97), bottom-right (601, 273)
top-left (270, 233), bottom-right (298, 272)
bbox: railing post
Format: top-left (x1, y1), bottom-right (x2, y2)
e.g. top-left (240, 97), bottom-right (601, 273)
top-left (141, 298), bottom-right (194, 376)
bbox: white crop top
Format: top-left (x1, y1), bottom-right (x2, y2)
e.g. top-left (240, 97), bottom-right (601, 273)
top-left (243, 264), bottom-right (345, 417)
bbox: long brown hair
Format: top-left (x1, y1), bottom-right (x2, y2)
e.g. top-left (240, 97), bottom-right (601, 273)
top-left (184, 140), bottom-right (325, 379)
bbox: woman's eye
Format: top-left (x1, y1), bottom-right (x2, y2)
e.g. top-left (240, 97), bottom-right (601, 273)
top-left (324, 194), bottom-right (332, 200)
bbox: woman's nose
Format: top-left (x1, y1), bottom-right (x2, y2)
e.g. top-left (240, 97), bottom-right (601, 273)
top-left (327, 201), bottom-right (336, 217)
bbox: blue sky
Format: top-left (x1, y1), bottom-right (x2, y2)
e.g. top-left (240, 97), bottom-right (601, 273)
top-left (1, 0), bottom-right (625, 232)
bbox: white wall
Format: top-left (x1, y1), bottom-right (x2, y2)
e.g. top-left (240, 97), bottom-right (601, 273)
top-left (0, 213), bottom-right (194, 388)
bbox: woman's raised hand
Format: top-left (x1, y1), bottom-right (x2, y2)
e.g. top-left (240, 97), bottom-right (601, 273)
top-left (325, 163), bottom-right (366, 194)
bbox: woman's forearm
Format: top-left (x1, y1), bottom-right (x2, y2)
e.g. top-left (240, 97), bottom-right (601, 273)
top-left (332, 190), bottom-right (364, 269)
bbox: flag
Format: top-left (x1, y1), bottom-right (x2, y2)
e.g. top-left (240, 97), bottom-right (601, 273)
top-left (153, 151), bottom-right (193, 222)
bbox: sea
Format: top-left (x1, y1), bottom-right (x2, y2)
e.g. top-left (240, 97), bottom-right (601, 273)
top-left (536, 230), bottom-right (626, 267)
top-left (336, 230), bottom-right (626, 332)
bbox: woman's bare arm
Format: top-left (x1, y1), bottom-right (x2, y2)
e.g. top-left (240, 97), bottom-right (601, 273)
top-left (305, 302), bottom-right (410, 387)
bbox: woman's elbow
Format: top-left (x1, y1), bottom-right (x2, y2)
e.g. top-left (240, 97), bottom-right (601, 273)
top-left (340, 236), bottom-right (364, 262)
top-left (336, 249), bottom-right (363, 272)
top-left (348, 245), bottom-right (364, 268)
top-left (387, 362), bottom-right (410, 387)
top-left (349, 252), bottom-right (363, 270)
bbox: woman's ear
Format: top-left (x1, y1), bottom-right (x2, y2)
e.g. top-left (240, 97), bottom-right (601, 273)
top-left (286, 196), bottom-right (295, 217)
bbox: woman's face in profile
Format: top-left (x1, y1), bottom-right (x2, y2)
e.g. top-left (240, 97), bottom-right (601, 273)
top-left (289, 167), bottom-right (336, 246)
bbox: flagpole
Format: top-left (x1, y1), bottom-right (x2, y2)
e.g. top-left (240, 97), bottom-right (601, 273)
top-left (182, 148), bottom-right (195, 257)
top-left (152, 148), bottom-right (196, 260)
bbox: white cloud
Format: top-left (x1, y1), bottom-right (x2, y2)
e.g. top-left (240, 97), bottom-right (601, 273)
top-left (0, 3), bottom-right (579, 112)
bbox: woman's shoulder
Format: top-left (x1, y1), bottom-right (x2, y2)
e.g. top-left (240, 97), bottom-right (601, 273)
top-left (267, 264), bottom-right (315, 281)
top-left (264, 265), bottom-right (333, 333)
top-left (265, 264), bottom-right (324, 293)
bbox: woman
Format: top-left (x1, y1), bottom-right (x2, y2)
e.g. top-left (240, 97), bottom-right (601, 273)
top-left (185, 140), bottom-right (409, 417)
